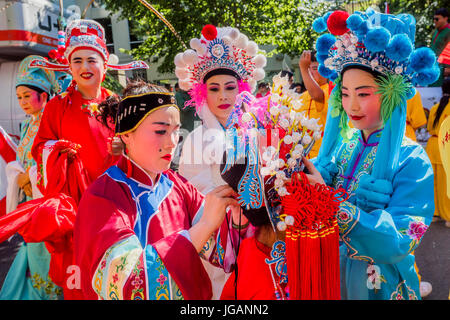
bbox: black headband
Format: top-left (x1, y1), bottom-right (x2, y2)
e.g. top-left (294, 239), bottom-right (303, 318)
top-left (115, 92), bottom-right (178, 135)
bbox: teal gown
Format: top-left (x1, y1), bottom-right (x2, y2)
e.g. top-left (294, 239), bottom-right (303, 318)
top-left (0, 115), bottom-right (62, 300)
top-left (314, 128), bottom-right (434, 300)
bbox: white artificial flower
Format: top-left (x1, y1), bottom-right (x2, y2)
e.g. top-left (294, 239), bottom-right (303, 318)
top-left (284, 215), bottom-right (295, 226)
top-left (241, 112), bottom-right (252, 123)
top-left (283, 135), bottom-right (293, 145)
top-left (302, 134), bottom-right (312, 145)
top-left (270, 106), bottom-right (280, 116)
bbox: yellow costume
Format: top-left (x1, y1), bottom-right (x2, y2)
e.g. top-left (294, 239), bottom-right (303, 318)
top-left (300, 82), bottom-right (329, 159)
top-left (426, 101), bottom-right (450, 221)
top-left (406, 91), bottom-right (427, 141)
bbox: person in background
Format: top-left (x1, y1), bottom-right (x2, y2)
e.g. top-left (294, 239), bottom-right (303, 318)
top-left (280, 70), bottom-right (294, 87)
top-left (405, 90), bottom-right (427, 141)
top-left (256, 82), bottom-right (270, 98)
top-left (290, 82), bottom-right (305, 94)
top-left (426, 77), bottom-right (450, 228)
top-left (0, 55), bottom-right (62, 300)
top-left (176, 25), bottom-right (266, 299)
top-left (430, 8), bottom-right (450, 87)
top-left (299, 50), bottom-right (329, 159)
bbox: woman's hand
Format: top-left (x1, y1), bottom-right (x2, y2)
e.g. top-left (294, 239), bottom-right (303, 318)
top-left (17, 172), bottom-right (33, 198)
top-left (189, 185), bottom-right (240, 252)
top-left (302, 157), bottom-right (326, 186)
top-left (202, 185), bottom-right (240, 230)
top-left (59, 147), bottom-right (77, 159)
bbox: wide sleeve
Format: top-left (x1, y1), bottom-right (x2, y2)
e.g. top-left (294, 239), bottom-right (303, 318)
top-left (75, 176), bottom-right (212, 300)
top-left (336, 144), bottom-right (434, 265)
top-left (31, 96), bottom-right (64, 192)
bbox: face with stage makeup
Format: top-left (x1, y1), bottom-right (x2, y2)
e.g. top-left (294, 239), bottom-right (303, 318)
top-left (16, 86), bottom-right (47, 117)
top-left (341, 68), bottom-right (383, 140)
top-left (205, 74), bottom-right (240, 127)
top-left (69, 49), bottom-right (106, 93)
top-left (120, 106), bottom-right (181, 181)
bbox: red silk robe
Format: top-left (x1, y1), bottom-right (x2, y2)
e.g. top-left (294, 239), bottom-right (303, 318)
top-left (220, 237), bottom-right (288, 300)
top-left (31, 85), bottom-right (118, 199)
top-left (74, 156), bottom-right (223, 300)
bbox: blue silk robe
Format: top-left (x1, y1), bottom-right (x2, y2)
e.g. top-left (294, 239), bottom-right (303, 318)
top-left (314, 128), bottom-right (434, 300)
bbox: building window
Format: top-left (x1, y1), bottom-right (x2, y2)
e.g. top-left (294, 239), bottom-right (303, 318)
top-left (128, 20), bottom-right (145, 50)
top-left (95, 17), bottom-right (115, 54)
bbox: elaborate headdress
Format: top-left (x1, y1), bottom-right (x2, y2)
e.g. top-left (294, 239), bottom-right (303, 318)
top-left (174, 25), bottom-right (267, 110)
top-left (220, 73), bottom-right (347, 299)
top-left (28, 19), bottom-right (149, 72)
top-left (16, 55), bottom-right (59, 95)
top-left (313, 8), bottom-right (439, 182)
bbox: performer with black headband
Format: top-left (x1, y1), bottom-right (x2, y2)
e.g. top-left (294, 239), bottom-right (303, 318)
top-left (74, 81), bottom-right (241, 300)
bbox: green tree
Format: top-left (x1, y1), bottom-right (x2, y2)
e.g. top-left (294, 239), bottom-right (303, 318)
top-left (101, 0), bottom-right (334, 74)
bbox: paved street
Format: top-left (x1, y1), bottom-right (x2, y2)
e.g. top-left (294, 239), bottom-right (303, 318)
top-left (0, 219), bottom-right (448, 300)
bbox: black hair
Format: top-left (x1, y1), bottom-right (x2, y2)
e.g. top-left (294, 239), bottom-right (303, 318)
top-left (341, 64), bottom-right (386, 81)
top-left (97, 80), bottom-right (169, 130)
top-left (258, 82), bottom-right (268, 89)
top-left (16, 84), bottom-right (50, 102)
top-left (280, 70), bottom-right (293, 80)
top-left (435, 8), bottom-right (449, 18)
top-left (433, 78), bottom-right (450, 128)
top-left (203, 68), bottom-right (241, 83)
top-left (310, 50), bottom-right (318, 63)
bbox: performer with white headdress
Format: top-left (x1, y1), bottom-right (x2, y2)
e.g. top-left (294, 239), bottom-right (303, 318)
top-left (175, 24), bottom-right (267, 298)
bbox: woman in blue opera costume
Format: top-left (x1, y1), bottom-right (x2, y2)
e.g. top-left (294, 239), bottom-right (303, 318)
top-left (74, 81), bottom-right (240, 300)
top-left (307, 9), bottom-right (439, 299)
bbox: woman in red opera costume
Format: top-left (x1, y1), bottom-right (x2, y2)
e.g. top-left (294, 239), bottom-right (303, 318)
top-left (74, 81), bottom-right (240, 300)
top-left (0, 19), bottom-right (148, 300)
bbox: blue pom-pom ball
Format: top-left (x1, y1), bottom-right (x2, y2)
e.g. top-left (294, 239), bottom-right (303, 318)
top-left (385, 34), bottom-right (413, 61)
top-left (316, 53), bottom-right (329, 64)
top-left (323, 11), bottom-right (333, 23)
top-left (355, 20), bottom-right (369, 37)
top-left (413, 64), bottom-right (440, 86)
top-left (313, 17), bottom-right (327, 33)
top-left (409, 47), bottom-right (436, 73)
top-left (315, 34), bottom-right (336, 55)
top-left (318, 64), bottom-right (334, 79)
top-left (364, 27), bottom-right (391, 53)
top-left (346, 14), bottom-right (363, 31)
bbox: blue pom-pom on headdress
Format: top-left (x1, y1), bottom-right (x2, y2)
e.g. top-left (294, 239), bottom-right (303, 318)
top-left (385, 34), bottom-right (413, 62)
top-left (346, 14), bottom-right (363, 31)
top-left (316, 53), bottom-right (329, 64)
top-left (410, 47), bottom-right (437, 73)
top-left (313, 17), bottom-right (328, 33)
top-left (318, 64), bottom-right (337, 80)
top-left (413, 64), bottom-right (440, 86)
top-left (323, 11), bottom-right (333, 23)
top-left (316, 34), bottom-right (336, 55)
top-left (364, 27), bottom-right (391, 53)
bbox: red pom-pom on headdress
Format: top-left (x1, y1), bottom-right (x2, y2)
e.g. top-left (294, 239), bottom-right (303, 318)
top-left (202, 24), bottom-right (218, 41)
top-left (327, 10), bottom-right (350, 36)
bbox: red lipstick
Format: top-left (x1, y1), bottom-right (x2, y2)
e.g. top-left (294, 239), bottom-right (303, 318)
top-left (350, 115), bottom-right (364, 121)
top-left (161, 154), bottom-right (172, 161)
top-left (217, 104), bottom-right (231, 110)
